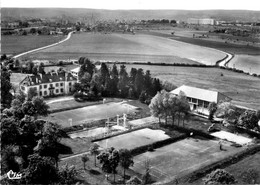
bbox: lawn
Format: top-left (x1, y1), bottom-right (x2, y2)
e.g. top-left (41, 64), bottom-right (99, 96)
top-left (47, 101), bottom-right (138, 127)
top-left (95, 128), bottom-right (170, 150)
top-left (1, 35), bottom-right (64, 55)
top-left (121, 64), bottom-right (260, 110)
top-left (225, 151), bottom-right (260, 184)
top-left (131, 137), bottom-right (244, 183)
top-left (28, 32), bottom-right (226, 65)
top-left (46, 96), bottom-right (122, 112)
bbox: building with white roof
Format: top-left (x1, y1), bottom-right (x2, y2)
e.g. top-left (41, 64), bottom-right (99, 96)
top-left (170, 85), bottom-right (232, 115)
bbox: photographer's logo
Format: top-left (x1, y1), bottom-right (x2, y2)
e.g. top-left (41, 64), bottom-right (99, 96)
top-left (7, 170), bottom-right (22, 180)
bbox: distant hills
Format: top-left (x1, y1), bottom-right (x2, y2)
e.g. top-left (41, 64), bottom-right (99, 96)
top-left (2, 8), bottom-right (260, 22)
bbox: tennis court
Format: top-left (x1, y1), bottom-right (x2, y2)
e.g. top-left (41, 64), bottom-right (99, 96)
top-left (131, 137), bottom-right (244, 183)
top-left (95, 128), bottom-right (170, 150)
top-left (48, 101), bottom-right (138, 127)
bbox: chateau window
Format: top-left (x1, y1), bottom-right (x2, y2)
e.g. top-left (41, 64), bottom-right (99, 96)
top-left (40, 85), bottom-right (42, 89)
top-left (60, 83), bottom-right (63, 86)
top-left (56, 89), bottom-right (59, 93)
top-left (44, 91), bottom-right (47, 95)
top-left (40, 91), bottom-right (42, 96)
top-left (44, 85), bottom-right (47, 88)
top-left (56, 83), bottom-right (59, 87)
top-left (69, 82), bottom-right (71, 86)
top-left (61, 88), bottom-right (64, 93)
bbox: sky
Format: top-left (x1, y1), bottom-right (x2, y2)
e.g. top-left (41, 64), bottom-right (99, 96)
top-left (1, 0), bottom-right (260, 10)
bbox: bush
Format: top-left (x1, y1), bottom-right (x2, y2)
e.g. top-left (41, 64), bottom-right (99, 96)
top-left (203, 169), bottom-right (236, 184)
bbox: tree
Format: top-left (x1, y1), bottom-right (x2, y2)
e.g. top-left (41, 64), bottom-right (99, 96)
top-left (24, 154), bottom-right (58, 184)
top-left (134, 68), bottom-right (144, 97)
top-left (32, 96), bottom-right (50, 118)
top-left (1, 67), bottom-right (13, 108)
top-left (1, 145), bottom-right (22, 174)
top-left (38, 63), bottom-right (45, 74)
top-left (58, 164), bottom-right (79, 184)
top-left (203, 169), bottom-right (236, 184)
top-left (100, 63), bottom-right (110, 86)
top-left (81, 154), bottom-right (89, 170)
top-left (90, 143), bottom-right (100, 167)
top-left (118, 65), bottom-right (129, 98)
top-left (109, 148), bottom-right (120, 182)
top-left (143, 70), bottom-right (153, 94)
top-left (119, 149), bottom-right (134, 183)
top-left (27, 88), bottom-right (38, 101)
top-left (216, 101), bottom-right (237, 123)
top-left (32, 66), bottom-right (38, 75)
top-left (149, 91), bottom-right (164, 124)
top-left (238, 110), bottom-right (259, 130)
top-left (26, 61), bottom-right (34, 73)
top-left (22, 101), bottom-right (36, 116)
top-left (208, 102), bottom-right (218, 121)
top-left (162, 81), bottom-right (177, 92)
top-left (34, 122), bottom-right (63, 167)
top-left (97, 147), bottom-right (119, 181)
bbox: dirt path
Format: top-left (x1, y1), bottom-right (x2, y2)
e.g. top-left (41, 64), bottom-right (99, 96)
top-left (13, 31), bottom-right (75, 59)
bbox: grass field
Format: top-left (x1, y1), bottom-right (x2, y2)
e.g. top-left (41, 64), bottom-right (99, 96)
top-left (47, 101), bottom-right (137, 127)
top-left (131, 138), bottom-right (244, 183)
top-left (227, 54), bottom-right (260, 75)
top-left (144, 30), bottom-right (260, 55)
top-left (28, 32), bottom-right (225, 65)
top-left (121, 64), bottom-right (260, 110)
top-left (1, 35), bottom-right (64, 55)
top-left (225, 151), bottom-right (260, 184)
top-left (95, 128), bottom-right (170, 150)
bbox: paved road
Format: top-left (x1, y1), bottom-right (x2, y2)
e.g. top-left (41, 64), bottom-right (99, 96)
top-left (13, 31), bottom-right (75, 59)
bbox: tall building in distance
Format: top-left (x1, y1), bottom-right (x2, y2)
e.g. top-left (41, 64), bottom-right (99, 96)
top-left (187, 18), bottom-right (216, 25)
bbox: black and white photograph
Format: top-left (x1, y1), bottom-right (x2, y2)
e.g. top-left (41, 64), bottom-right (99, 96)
top-left (1, 0), bottom-right (260, 184)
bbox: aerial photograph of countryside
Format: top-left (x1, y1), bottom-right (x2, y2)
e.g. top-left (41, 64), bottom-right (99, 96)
top-left (1, 0), bottom-right (260, 184)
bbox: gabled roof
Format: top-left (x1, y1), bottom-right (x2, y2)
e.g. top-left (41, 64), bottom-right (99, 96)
top-left (20, 72), bottom-right (76, 86)
top-left (170, 85), bottom-right (229, 103)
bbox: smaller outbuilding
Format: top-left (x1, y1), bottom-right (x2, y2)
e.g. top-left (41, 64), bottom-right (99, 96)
top-left (170, 85), bottom-right (232, 115)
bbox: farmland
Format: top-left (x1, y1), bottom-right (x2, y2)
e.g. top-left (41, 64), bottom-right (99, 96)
top-left (1, 35), bottom-right (64, 55)
top-left (120, 64), bottom-right (260, 110)
top-left (28, 32), bottom-right (226, 65)
top-left (227, 54), bottom-right (260, 75)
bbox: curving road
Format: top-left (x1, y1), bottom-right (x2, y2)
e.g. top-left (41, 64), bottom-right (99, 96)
top-left (13, 31), bottom-right (75, 59)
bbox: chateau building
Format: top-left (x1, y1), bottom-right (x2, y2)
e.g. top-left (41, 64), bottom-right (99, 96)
top-left (19, 72), bottom-right (77, 97)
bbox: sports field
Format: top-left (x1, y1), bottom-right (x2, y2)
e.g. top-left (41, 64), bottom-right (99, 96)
top-left (29, 32), bottom-right (225, 65)
top-left (1, 35), bottom-right (64, 55)
top-left (131, 138), bottom-right (244, 183)
top-left (121, 64), bottom-right (260, 110)
top-left (95, 128), bottom-right (170, 150)
top-left (48, 101), bottom-right (137, 127)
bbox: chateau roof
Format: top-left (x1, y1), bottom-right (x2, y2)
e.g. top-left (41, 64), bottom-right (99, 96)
top-left (20, 72), bottom-right (76, 86)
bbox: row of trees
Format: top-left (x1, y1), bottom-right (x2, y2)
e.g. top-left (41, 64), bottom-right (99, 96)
top-left (74, 57), bottom-right (162, 103)
top-left (1, 91), bottom-right (78, 184)
top-left (149, 90), bottom-right (190, 125)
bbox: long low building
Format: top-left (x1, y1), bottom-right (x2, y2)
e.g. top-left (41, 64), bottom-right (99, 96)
top-left (19, 72), bottom-right (77, 97)
top-left (170, 85), bottom-right (232, 115)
